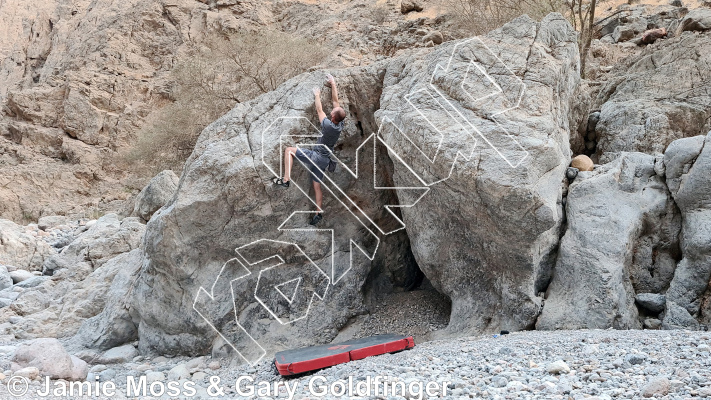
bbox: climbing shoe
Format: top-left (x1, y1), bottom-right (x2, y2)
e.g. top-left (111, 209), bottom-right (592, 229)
top-left (309, 213), bottom-right (323, 225)
top-left (272, 177), bottom-right (290, 188)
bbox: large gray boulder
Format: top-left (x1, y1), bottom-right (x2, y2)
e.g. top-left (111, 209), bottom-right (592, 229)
top-left (85, 14), bottom-right (581, 359)
top-left (593, 34), bottom-right (711, 163)
top-left (377, 13), bottom-right (579, 336)
top-left (664, 132), bottom-right (711, 320)
top-left (122, 62), bottom-right (403, 358)
top-left (132, 170), bottom-right (179, 222)
top-left (537, 153), bottom-right (677, 330)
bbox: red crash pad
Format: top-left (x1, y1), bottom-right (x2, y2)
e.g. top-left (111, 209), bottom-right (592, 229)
top-left (274, 334), bottom-right (415, 376)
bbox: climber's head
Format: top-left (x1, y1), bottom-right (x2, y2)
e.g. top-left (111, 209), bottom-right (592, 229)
top-left (331, 107), bottom-right (346, 124)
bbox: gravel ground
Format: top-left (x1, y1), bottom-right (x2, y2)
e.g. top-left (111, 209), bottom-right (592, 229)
top-left (335, 289), bottom-right (451, 344)
top-left (1, 329), bottom-right (710, 399)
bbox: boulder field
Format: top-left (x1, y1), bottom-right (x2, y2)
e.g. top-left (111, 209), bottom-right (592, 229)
top-left (0, 11), bottom-right (710, 368)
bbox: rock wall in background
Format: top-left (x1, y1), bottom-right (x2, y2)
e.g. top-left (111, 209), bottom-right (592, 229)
top-left (0, 0), bottom-right (454, 223)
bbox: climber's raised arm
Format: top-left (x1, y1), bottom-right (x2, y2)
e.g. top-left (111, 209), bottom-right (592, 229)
top-left (313, 88), bottom-right (327, 123)
top-left (327, 74), bottom-right (340, 109)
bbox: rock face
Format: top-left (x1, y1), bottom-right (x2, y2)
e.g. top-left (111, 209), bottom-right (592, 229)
top-left (131, 170), bottom-right (179, 222)
top-left (75, 14), bottom-right (581, 357)
top-left (663, 133), bottom-right (711, 320)
top-left (378, 14), bottom-right (579, 335)
top-left (537, 153), bottom-right (678, 330)
top-left (124, 58), bottom-right (415, 357)
top-left (593, 33), bottom-right (711, 163)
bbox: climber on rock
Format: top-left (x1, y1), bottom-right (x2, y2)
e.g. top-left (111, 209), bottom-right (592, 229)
top-left (272, 74), bottom-right (346, 226)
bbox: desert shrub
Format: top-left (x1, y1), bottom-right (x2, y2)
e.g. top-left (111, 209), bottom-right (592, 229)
top-left (447, 0), bottom-right (567, 36)
top-left (123, 30), bottom-right (329, 174)
top-left (446, 0), bottom-right (604, 78)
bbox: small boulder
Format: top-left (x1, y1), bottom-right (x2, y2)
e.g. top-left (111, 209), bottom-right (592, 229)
top-left (167, 364), bottom-right (191, 381)
top-left (0, 219), bottom-right (55, 271)
top-left (68, 356), bottom-right (89, 381)
top-left (422, 31), bottom-right (443, 45)
top-left (9, 270), bottom-right (34, 284)
top-left (491, 376), bottom-right (508, 387)
top-left (12, 338), bottom-right (87, 381)
top-left (571, 155), bottom-right (594, 171)
top-left (400, 0), bottom-right (423, 14)
top-left (643, 318), bottom-right (662, 329)
top-left (185, 356), bottom-right (206, 370)
top-left (547, 360), bottom-right (570, 374)
top-left (566, 167), bottom-right (579, 181)
top-left (132, 170), bottom-right (179, 222)
top-left (641, 376), bottom-right (670, 397)
top-left (625, 353), bottom-right (647, 365)
top-left (146, 371), bottom-right (165, 384)
top-left (640, 27), bottom-right (667, 45)
top-left (37, 216), bottom-right (68, 231)
top-left (14, 276), bottom-right (50, 289)
top-left (14, 367), bottom-right (39, 380)
top-left (635, 293), bottom-right (666, 313)
top-left (678, 8), bottom-right (711, 32)
top-left (98, 344), bottom-right (138, 364)
top-left (612, 25), bottom-right (636, 43)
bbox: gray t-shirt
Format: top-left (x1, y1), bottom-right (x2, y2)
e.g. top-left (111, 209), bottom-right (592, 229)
top-left (316, 117), bottom-right (344, 156)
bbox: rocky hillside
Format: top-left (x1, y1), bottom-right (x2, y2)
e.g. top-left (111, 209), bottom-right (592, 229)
top-left (0, 0), bottom-right (710, 397)
top-left (0, 0), bottom-right (453, 223)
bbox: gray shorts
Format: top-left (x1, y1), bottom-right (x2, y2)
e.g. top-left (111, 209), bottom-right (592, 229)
top-left (295, 148), bottom-right (330, 182)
